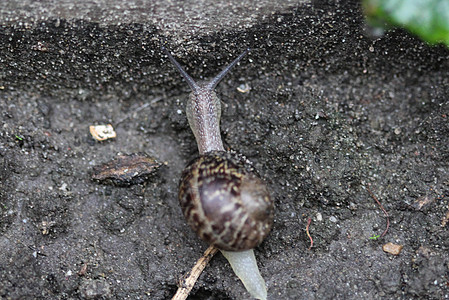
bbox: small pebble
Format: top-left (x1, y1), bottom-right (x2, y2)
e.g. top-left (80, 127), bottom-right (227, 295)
top-left (383, 242), bottom-right (403, 255)
top-left (89, 124), bottom-right (116, 141)
top-left (237, 83), bottom-right (251, 93)
top-left (79, 278), bottom-right (111, 299)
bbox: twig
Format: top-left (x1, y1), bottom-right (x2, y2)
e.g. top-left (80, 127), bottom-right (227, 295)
top-left (367, 185), bottom-right (390, 238)
top-left (172, 245), bottom-right (218, 300)
top-left (306, 217), bottom-right (313, 250)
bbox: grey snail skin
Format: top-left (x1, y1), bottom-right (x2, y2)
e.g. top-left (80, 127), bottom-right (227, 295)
top-left (163, 47), bottom-right (274, 300)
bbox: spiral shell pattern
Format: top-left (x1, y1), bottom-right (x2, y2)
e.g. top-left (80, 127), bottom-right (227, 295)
top-left (178, 151), bottom-right (274, 251)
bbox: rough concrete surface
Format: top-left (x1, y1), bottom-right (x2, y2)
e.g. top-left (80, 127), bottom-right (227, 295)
top-left (0, 1), bottom-right (448, 299)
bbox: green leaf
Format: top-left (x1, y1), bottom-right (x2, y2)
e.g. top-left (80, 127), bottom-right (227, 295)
top-left (363, 0), bottom-right (449, 47)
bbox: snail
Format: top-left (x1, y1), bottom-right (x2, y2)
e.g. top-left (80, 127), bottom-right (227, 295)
top-left (163, 47), bottom-right (274, 300)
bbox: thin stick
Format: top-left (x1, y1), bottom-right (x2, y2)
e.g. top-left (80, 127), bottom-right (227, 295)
top-left (367, 185), bottom-right (390, 238)
top-left (306, 217), bottom-right (313, 250)
top-left (172, 245), bottom-right (219, 300)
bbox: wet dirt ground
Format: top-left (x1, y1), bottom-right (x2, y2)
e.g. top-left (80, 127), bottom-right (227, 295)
top-left (1, 1), bottom-right (448, 299)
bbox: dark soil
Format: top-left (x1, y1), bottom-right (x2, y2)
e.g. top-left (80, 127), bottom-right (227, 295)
top-left (1, 1), bottom-right (448, 299)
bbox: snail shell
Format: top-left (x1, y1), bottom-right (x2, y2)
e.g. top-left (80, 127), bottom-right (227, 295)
top-left (179, 151), bottom-right (274, 251)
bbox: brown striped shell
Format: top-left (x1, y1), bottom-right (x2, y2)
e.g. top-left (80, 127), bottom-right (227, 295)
top-left (178, 151), bottom-right (274, 251)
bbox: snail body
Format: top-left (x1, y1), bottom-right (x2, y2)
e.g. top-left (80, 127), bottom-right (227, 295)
top-left (164, 47), bottom-right (273, 300)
